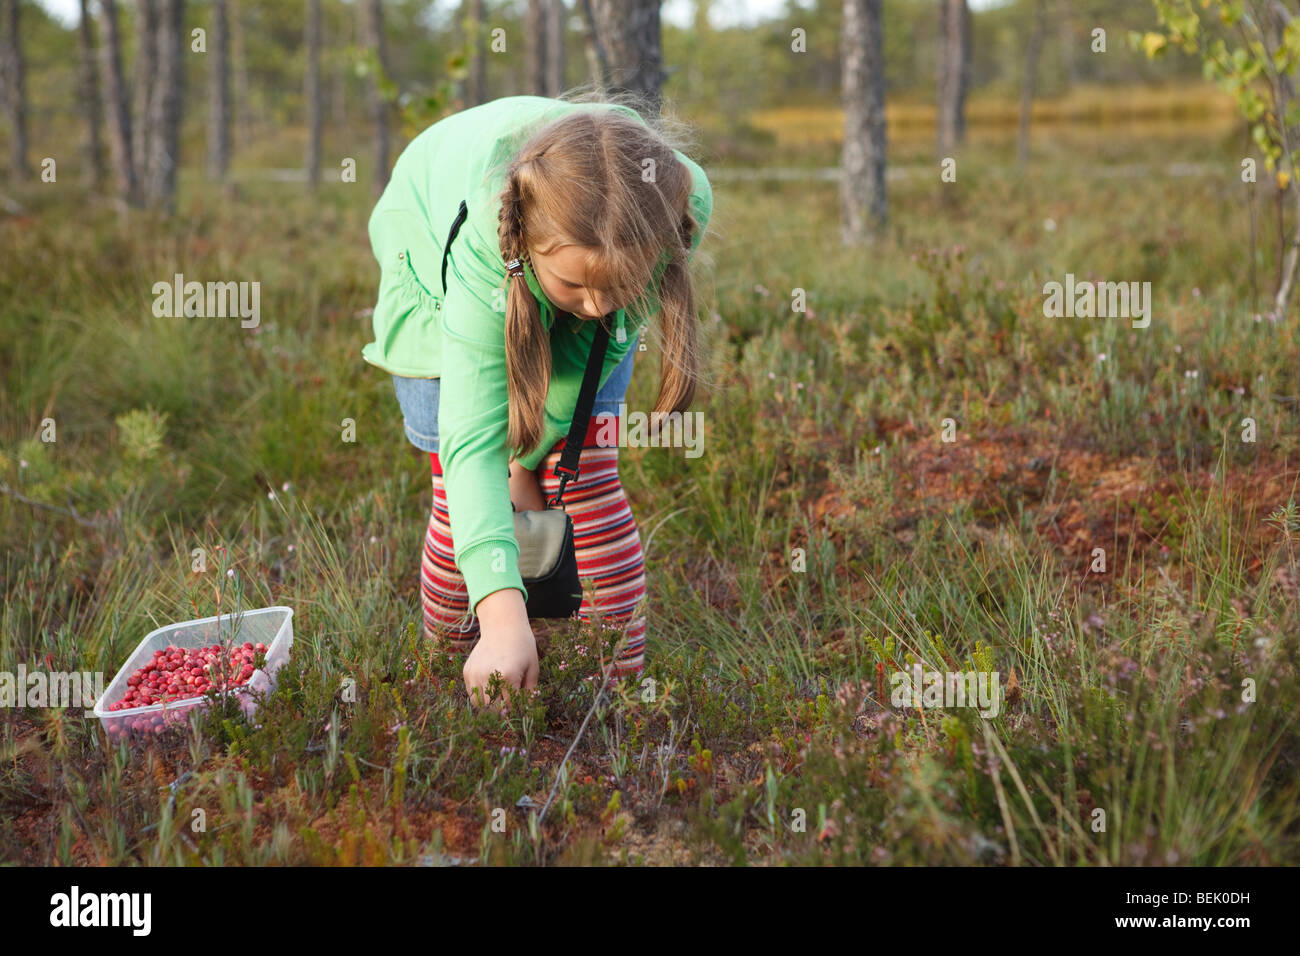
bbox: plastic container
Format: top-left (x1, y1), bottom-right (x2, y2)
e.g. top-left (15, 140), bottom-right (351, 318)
top-left (94, 606), bottom-right (294, 740)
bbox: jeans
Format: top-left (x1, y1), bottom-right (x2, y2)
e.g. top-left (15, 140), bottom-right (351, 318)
top-left (391, 329), bottom-right (638, 454)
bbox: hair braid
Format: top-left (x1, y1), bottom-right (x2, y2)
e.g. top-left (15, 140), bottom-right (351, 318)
top-left (497, 166), bottom-right (551, 458)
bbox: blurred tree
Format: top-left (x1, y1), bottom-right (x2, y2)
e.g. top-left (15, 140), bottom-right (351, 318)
top-left (230, 0), bottom-right (248, 147)
top-left (842, 0), bottom-right (886, 242)
top-left (331, 0), bottom-right (349, 129)
top-left (592, 0), bottom-right (663, 116)
top-left (465, 0), bottom-right (485, 106)
top-left (1017, 0), bottom-right (1046, 169)
top-left (78, 0), bottom-right (105, 186)
top-left (1, 0), bottom-right (29, 180)
top-left (528, 0), bottom-right (547, 94)
top-left (132, 0), bottom-right (156, 182)
top-left (577, 0), bottom-right (607, 92)
top-left (1057, 1), bottom-right (1077, 89)
top-left (361, 0), bottom-right (390, 195)
top-left (98, 0), bottom-right (139, 205)
top-left (545, 0), bottom-right (566, 95)
top-left (306, 0), bottom-right (322, 187)
top-left (208, 0), bottom-right (230, 181)
top-left (145, 0), bottom-right (184, 212)
top-left (936, 0), bottom-right (970, 155)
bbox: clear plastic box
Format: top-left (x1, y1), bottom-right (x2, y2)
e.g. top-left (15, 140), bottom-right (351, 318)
top-left (93, 606), bottom-right (294, 740)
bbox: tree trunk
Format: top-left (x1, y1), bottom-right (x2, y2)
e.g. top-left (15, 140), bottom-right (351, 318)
top-left (305, 0), bottom-right (322, 187)
top-left (208, 0), bottom-right (230, 181)
top-left (78, 0), bottom-right (106, 186)
top-left (132, 0), bottom-right (157, 185)
top-left (1058, 4), bottom-right (1077, 91)
top-left (332, 53), bottom-right (346, 128)
top-left (1, 0), bottom-right (28, 180)
top-left (1017, 0), bottom-right (1046, 170)
top-left (841, 0), bottom-right (886, 243)
top-left (361, 0), bottom-right (389, 197)
top-left (936, 0), bottom-right (970, 157)
top-left (591, 0), bottom-right (662, 117)
top-left (577, 0), bottom-right (607, 92)
top-left (98, 0), bottom-right (138, 205)
top-left (545, 0), bottom-right (565, 96)
top-left (467, 0), bottom-right (486, 107)
top-left (230, 0), bottom-right (249, 149)
top-left (332, 1), bottom-right (349, 129)
top-left (147, 0), bottom-right (185, 212)
top-left (527, 0), bottom-right (548, 95)
top-left (693, 0), bottom-right (710, 33)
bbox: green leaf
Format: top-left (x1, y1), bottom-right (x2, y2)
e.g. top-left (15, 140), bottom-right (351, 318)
top-left (1141, 31), bottom-right (1169, 58)
top-left (1285, 99), bottom-right (1300, 131)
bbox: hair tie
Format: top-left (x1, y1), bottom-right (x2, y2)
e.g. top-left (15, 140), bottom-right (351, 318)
top-left (506, 257), bottom-right (525, 278)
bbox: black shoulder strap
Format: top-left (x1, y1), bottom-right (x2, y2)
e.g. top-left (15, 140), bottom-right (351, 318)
top-left (440, 199), bottom-right (469, 297)
top-left (549, 320), bottom-right (610, 508)
top-left (438, 199), bottom-right (610, 509)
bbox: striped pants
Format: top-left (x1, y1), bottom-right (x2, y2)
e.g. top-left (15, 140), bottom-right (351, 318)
top-left (422, 416), bottom-right (648, 678)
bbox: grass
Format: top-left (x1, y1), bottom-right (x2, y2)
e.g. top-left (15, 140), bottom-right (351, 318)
top-left (2, 118), bottom-right (1299, 865)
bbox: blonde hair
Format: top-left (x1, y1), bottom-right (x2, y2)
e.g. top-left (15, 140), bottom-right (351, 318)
top-left (493, 89), bottom-right (711, 460)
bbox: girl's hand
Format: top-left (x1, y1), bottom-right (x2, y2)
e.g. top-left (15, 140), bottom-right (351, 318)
top-left (465, 588), bottom-right (538, 712)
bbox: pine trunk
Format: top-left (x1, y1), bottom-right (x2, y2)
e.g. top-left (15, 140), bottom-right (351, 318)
top-left (591, 0), bottom-right (662, 117)
top-left (527, 0), bottom-right (547, 96)
top-left (578, 0), bottom-right (607, 92)
top-left (147, 0), bottom-right (185, 212)
top-left (841, 0), bottom-right (887, 243)
top-left (230, 0), bottom-right (249, 148)
top-left (1017, 0), bottom-right (1047, 170)
top-left (208, 0), bottom-right (230, 181)
top-left (78, 0), bottom-right (106, 186)
top-left (468, 0), bottom-right (486, 107)
top-left (99, 0), bottom-right (139, 205)
top-left (545, 0), bottom-right (565, 96)
top-left (132, 0), bottom-right (157, 185)
top-left (1, 0), bottom-right (28, 180)
top-left (936, 0), bottom-right (970, 157)
top-left (361, 0), bottom-right (389, 197)
top-left (306, 0), bottom-right (322, 188)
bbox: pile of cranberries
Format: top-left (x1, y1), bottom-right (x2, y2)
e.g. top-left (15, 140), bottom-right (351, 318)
top-left (108, 641), bottom-right (268, 712)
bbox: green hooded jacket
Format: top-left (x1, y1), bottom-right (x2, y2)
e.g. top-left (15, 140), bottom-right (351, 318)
top-left (363, 95), bottom-right (713, 614)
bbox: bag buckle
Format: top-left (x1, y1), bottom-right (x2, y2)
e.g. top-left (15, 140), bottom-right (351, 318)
top-left (549, 464), bottom-right (580, 508)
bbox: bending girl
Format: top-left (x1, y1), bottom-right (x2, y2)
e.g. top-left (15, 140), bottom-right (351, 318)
top-left (363, 93), bottom-right (712, 706)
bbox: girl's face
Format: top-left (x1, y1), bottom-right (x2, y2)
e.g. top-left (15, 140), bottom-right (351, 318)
top-left (527, 243), bottom-right (617, 321)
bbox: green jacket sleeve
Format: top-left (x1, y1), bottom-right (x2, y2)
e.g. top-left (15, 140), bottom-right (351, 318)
top-left (438, 219), bottom-right (528, 615)
top-left (513, 150), bottom-right (714, 473)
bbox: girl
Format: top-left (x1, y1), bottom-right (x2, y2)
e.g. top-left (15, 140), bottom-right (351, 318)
top-left (362, 93), bottom-right (713, 707)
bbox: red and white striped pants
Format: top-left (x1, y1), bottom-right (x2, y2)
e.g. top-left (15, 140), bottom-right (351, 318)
top-left (422, 417), bottom-right (648, 678)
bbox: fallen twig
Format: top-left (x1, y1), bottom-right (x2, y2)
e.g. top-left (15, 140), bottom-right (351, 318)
top-left (0, 482), bottom-right (109, 529)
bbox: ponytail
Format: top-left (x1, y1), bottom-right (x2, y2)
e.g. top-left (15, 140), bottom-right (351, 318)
top-left (497, 167), bottom-right (551, 458)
